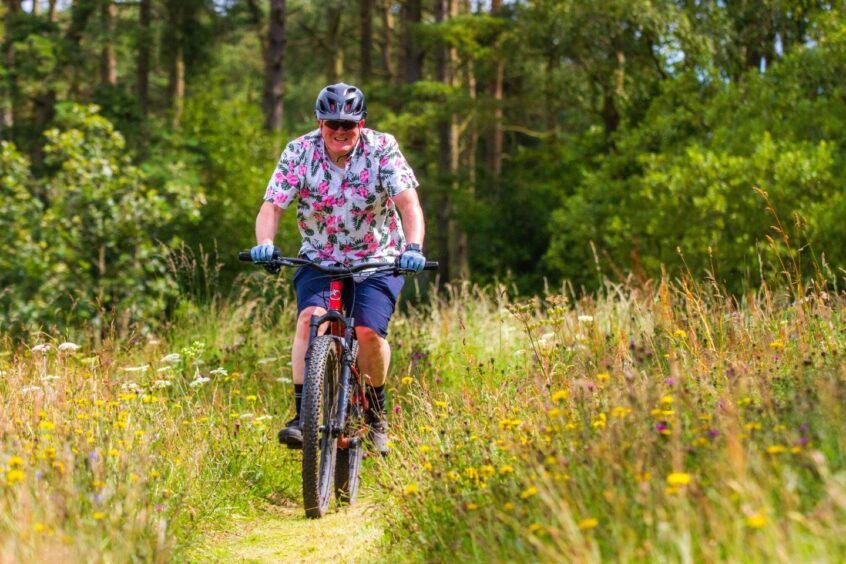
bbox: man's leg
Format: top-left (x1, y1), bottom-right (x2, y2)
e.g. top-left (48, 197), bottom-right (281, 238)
top-left (350, 272), bottom-right (404, 456)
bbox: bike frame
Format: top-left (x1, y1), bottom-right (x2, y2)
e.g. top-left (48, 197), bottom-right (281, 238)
top-left (305, 278), bottom-right (368, 449)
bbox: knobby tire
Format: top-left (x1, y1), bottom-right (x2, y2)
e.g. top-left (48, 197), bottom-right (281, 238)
top-left (335, 360), bottom-right (364, 505)
top-left (301, 335), bottom-right (340, 518)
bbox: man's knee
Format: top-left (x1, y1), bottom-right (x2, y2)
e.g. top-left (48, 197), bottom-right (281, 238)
top-left (355, 325), bottom-right (385, 348)
top-left (296, 307), bottom-right (326, 336)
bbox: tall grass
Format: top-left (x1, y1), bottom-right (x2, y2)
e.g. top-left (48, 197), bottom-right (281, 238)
top-left (377, 276), bottom-right (846, 562)
top-left (1, 262), bottom-right (844, 561)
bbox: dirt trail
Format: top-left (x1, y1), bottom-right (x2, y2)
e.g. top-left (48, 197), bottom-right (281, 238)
top-left (191, 500), bottom-right (383, 563)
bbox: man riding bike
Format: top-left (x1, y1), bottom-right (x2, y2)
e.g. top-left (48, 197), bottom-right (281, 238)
top-left (251, 83), bottom-right (427, 456)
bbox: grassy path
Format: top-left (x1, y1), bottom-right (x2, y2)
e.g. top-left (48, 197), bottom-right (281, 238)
top-left (190, 500), bottom-right (384, 563)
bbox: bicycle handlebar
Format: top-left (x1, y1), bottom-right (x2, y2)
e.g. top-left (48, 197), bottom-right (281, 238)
top-left (238, 251), bottom-right (438, 274)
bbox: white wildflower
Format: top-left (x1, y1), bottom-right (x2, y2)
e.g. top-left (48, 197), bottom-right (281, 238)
top-left (255, 415), bottom-right (273, 421)
top-left (41, 375), bottom-right (61, 382)
top-left (209, 367), bottom-right (228, 376)
top-left (120, 382), bottom-right (142, 392)
top-left (538, 333), bottom-right (557, 347)
top-left (239, 413), bottom-right (254, 419)
top-left (577, 315), bottom-right (594, 323)
top-left (160, 353), bottom-right (181, 364)
top-left (257, 357), bottom-right (278, 365)
top-left (123, 364), bottom-right (150, 373)
top-left (21, 385), bottom-right (42, 394)
top-left (58, 342), bottom-right (81, 352)
top-left (152, 380), bottom-right (172, 389)
top-left (188, 376), bottom-right (211, 388)
top-left (156, 366), bottom-right (172, 373)
top-left (0, 370), bottom-right (7, 377)
top-left (275, 377), bottom-right (293, 384)
top-left (31, 344), bottom-right (51, 353)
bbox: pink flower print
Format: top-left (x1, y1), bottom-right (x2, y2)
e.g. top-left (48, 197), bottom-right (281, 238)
top-left (321, 195), bottom-right (334, 208)
top-left (359, 169), bottom-right (370, 184)
top-left (298, 164), bottom-right (307, 176)
top-left (313, 150), bottom-right (321, 161)
top-left (334, 195), bottom-right (346, 207)
top-left (366, 212), bottom-right (375, 224)
top-left (299, 188), bottom-right (309, 199)
top-left (341, 181), bottom-right (348, 191)
top-left (273, 193), bottom-right (288, 205)
top-left (354, 250), bottom-right (369, 258)
top-left (318, 181), bottom-right (330, 195)
top-left (323, 241), bottom-right (334, 254)
top-left (380, 155), bottom-right (389, 168)
top-left (312, 201), bottom-right (324, 212)
top-left (313, 213), bottom-right (325, 224)
top-left (321, 162), bottom-right (329, 171)
top-left (342, 245), bottom-right (352, 255)
top-left (363, 232), bottom-right (375, 244)
top-left (387, 240), bottom-right (397, 249)
top-left (302, 140), bottom-right (312, 150)
top-left (285, 172), bottom-right (299, 186)
top-left (367, 241), bottom-right (379, 253)
top-left (274, 171), bottom-right (284, 183)
top-left (356, 186), bottom-right (368, 198)
top-left (389, 218), bottom-right (398, 232)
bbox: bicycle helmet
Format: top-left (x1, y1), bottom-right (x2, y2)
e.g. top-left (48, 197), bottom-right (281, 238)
top-left (314, 83), bottom-right (367, 121)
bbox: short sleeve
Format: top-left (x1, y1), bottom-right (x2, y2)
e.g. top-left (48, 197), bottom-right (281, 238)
top-left (377, 134), bottom-right (419, 198)
top-left (263, 141), bottom-right (304, 210)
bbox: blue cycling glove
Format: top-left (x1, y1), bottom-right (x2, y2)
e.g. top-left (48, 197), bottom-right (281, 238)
top-left (251, 244), bottom-right (277, 262)
top-left (399, 244), bottom-right (426, 273)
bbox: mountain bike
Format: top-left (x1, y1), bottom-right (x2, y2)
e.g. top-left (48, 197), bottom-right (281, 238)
top-left (239, 252), bottom-right (437, 518)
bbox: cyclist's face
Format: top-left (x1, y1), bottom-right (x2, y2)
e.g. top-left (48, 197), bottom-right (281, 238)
top-left (319, 119), bottom-right (364, 160)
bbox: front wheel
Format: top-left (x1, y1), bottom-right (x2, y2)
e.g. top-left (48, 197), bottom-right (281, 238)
top-left (301, 335), bottom-right (341, 518)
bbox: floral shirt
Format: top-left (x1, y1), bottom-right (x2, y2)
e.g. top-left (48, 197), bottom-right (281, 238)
top-left (263, 128), bottom-right (419, 266)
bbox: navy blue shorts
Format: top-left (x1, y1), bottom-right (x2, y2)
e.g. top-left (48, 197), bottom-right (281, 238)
top-left (293, 267), bottom-right (405, 338)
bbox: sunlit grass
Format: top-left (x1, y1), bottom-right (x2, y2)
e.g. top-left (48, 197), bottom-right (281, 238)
top-left (1, 272), bottom-right (845, 561)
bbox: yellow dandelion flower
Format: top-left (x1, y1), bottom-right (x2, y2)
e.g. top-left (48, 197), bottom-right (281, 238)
top-left (660, 395), bottom-right (673, 405)
top-left (596, 372), bottom-right (610, 382)
top-left (7, 456), bottom-right (24, 468)
top-left (401, 376), bottom-right (413, 385)
top-left (6, 469), bottom-right (25, 485)
top-left (34, 523), bottom-right (46, 533)
top-left (499, 465), bottom-right (514, 475)
top-left (38, 421), bottom-right (55, 431)
top-left (92, 512), bottom-right (105, 521)
top-left (527, 523), bottom-right (544, 534)
top-left (551, 390), bottom-right (568, 402)
top-left (246, 395), bottom-right (258, 402)
top-left (766, 445), bottom-right (786, 454)
top-left (422, 462), bottom-right (433, 472)
top-left (435, 400), bottom-right (447, 409)
top-left (578, 518), bottom-right (599, 530)
top-left (419, 445), bottom-right (431, 454)
top-left (503, 502), bottom-right (515, 511)
top-left (520, 486), bottom-right (538, 499)
top-left (769, 340), bottom-right (784, 349)
top-left (447, 471), bottom-right (461, 481)
top-left (403, 483), bottom-right (419, 496)
top-left (791, 446), bottom-right (802, 454)
top-left (480, 465), bottom-right (496, 477)
top-left (666, 472), bottom-right (691, 486)
top-left (744, 422), bottom-right (762, 431)
top-left (611, 407), bottom-right (631, 418)
top-left (466, 503), bottom-right (478, 510)
top-left (149, 470), bottom-right (161, 479)
top-left (746, 513), bottom-right (767, 528)
top-left (547, 407), bottom-right (561, 417)
top-left (108, 449), bottom-right (120, 457)
top-left (673, 329), bottom-right (687, 339)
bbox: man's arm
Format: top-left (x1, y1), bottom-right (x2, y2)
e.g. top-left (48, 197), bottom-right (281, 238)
top-left (256, 201), bottom-right (285, 245)
top-left (392, 189), bottom-right (425, 248)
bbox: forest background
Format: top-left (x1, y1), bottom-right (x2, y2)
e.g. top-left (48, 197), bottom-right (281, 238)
top-left (2, 0), bottom-right (846, 334)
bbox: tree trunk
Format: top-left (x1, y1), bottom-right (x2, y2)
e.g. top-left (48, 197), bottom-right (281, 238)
top-left (1, 1), bottom-right (20, 136)
top-left (137, 0), bottom-right (151, 115)
top-left (48, 0), bottom-right (57, 21)
top-left (326, 8), bottom-right (343, 82)
top-left (263, 0), bottom-right (285, 132)
top-left (169, 44), bottom-right (184, 127)
top-left (359, 0), bottom-right (372, 83)
top-left (487, 0), bottom-right (504, 182)
top-left (401, 0), bottom-right (422, 83)
top-left (378, 0), bottom-right (394, 82)
top-left (31, 0), bottom-right (39, 16)
top-left (66, 0), bottom-right (97, 97)
top-left (100, 0), bottom-right (117, 86)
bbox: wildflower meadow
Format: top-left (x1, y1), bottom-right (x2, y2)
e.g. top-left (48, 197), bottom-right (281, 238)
top-left (1, 267), bottom-right (845, 561)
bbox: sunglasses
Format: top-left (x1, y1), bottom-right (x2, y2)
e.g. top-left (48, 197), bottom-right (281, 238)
top-left (322, 120), bottom-right (360, 131)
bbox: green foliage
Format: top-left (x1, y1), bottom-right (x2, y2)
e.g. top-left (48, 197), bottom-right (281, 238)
top-left (0, 105), bottom-right (203, 336)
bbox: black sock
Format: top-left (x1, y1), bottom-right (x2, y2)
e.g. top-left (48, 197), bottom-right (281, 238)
top-left (366, 385), bottom-right (386, 415)
top-left (294, 384), bottom-right (303, 419)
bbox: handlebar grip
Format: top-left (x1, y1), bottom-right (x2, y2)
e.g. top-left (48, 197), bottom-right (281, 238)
top-left (424, 261), bottom-right (439, 271)
top-left (238, 251), bottom-right (252, 261)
